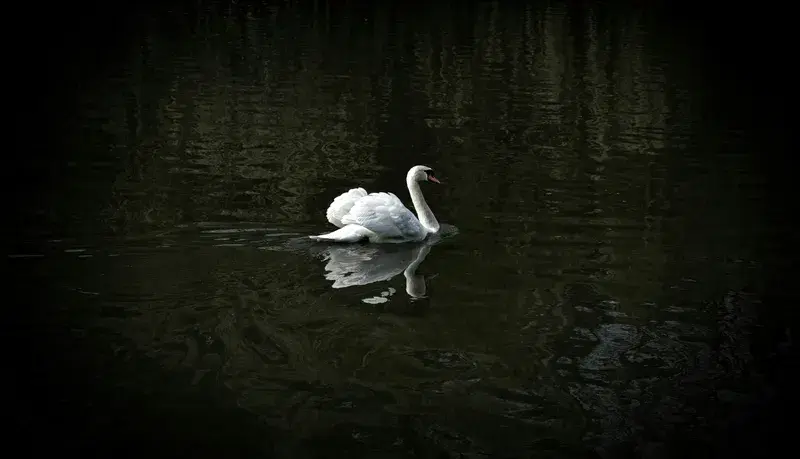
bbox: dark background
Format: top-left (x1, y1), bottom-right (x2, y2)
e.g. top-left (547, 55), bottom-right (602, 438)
top-left (9, 1), bottom-right (792, 458)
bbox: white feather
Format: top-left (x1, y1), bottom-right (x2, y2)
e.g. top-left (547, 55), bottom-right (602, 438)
top-left (308, 224), bottom-right (375, 243)
top-left (341, 192), bottom-right (424, 240)
top-left (326, 187), bottom-right (367, 228)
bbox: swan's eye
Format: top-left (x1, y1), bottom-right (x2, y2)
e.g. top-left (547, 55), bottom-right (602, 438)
top-left (426, 170), bottom-right (435, 177)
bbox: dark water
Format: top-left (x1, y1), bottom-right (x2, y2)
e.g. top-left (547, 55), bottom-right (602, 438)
top-left (11, 2), bottom-right (788, 458)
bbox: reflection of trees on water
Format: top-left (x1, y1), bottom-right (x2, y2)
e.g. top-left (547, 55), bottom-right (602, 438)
top-left (69, 2), bottom-right (762, 455)
top-left (95, 2), bottom-right (682, 264)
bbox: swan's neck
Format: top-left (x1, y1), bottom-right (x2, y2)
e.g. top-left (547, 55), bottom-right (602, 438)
top-left (407, 177), bottom-right (440, 234)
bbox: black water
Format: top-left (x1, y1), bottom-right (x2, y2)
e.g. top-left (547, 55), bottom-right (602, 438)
top-left (11, 2), bottom-right (791, 458)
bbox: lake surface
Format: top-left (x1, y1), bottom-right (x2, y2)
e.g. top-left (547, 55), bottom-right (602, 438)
top-left (12, 2), bottom-right (783, 458)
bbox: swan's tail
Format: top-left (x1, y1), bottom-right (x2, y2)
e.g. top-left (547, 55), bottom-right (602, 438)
top-left (309, 224), bottom-right (374, 243)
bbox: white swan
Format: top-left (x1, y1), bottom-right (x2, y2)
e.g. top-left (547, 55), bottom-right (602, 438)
top-left (309, 165), bottom-right (441, 243)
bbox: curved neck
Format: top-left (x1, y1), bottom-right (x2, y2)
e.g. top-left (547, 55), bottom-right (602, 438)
top-left (407, 177), bottom-right (440, 234)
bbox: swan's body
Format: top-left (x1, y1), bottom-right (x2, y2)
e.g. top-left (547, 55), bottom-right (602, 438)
top-left (310, 165), bottom-right (441, 243)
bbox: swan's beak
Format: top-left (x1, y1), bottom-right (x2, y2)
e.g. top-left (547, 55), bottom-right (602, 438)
top-left (428, 175), bottom-right (441, 184)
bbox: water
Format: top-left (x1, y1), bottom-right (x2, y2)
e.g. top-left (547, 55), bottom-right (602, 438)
top-left (12, 2), bottom-right (780, 458)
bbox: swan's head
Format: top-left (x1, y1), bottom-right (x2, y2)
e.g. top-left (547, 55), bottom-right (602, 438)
top-left (408, 165), bottom-right (441, 184)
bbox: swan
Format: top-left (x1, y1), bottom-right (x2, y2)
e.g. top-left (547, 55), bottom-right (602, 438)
top-left (309, 165), bottom-right (441, 243)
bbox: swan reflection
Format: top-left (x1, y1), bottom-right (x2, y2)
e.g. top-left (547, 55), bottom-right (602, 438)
top-left (317, 237), bottom-right (440, 303)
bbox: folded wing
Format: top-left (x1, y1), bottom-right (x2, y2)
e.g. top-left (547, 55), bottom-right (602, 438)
top-left (341, 192), bottom-right (424, 240)
top-left (326, 187), bottom-right (368, 228)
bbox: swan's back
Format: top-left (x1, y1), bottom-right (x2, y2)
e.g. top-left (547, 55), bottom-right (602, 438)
top-left (341, 192), bottom-right (425, 240)
top-left (326, 188), bottom-right (367, 227)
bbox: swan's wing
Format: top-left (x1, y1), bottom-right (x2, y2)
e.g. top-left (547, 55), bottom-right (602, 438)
top-left (341, 192), bottom-right (424, 239)
top-left (326, 187), bottom-right (368, 228)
